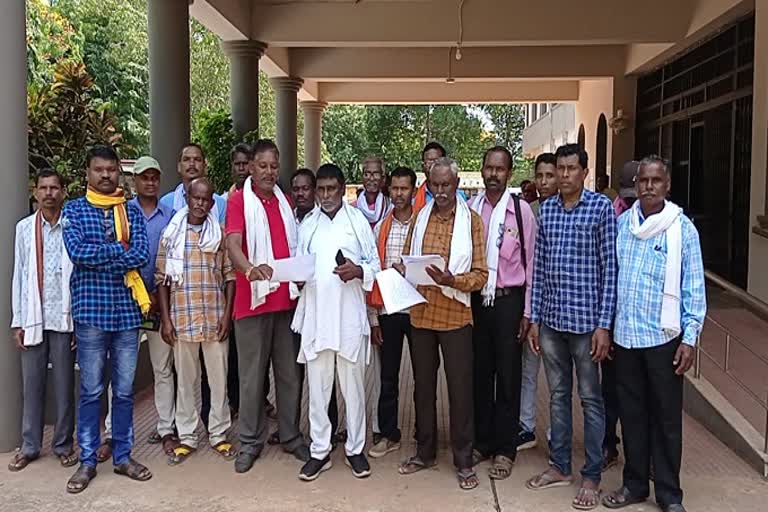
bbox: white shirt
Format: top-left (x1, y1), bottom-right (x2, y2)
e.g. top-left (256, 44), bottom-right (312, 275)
top-left (11, 213), bottom-right (71, 332)
top-left (292, 204), bottom-right (380, 363)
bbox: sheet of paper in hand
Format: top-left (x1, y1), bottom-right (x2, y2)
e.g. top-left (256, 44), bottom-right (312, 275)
top-left (401, 255), bottom-right (447, 286)
top-left (271, 254), bottom-right (316, 282)
top-left (375, 268), bottom-right (427, 315)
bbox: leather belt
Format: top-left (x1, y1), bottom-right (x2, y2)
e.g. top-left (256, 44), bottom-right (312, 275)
top-left (494, 286), bottom-right (524, 299)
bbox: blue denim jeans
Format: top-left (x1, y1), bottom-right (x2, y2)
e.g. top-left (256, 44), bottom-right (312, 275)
top-left (539, 324), bottom-right (605, 482)
top-left (76, 323), bottom-right (139, 467)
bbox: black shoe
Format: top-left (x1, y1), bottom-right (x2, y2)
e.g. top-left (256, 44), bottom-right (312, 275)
top-left (663, 505), bottom-right (686, 512)
top-left (234, 451), bottom-right (259, 474)
top-left (299, 456), bottom-right (332, 481)
top-left (291, 444), bottom-right (311, 463)
top-left (516, 430), bottom-right (537, 451)
top-left (345, 453), bottom-right (371, 478)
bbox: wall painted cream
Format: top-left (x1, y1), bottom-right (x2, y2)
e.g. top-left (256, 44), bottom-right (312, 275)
top-left (575, 79), bottom-right (614, 191)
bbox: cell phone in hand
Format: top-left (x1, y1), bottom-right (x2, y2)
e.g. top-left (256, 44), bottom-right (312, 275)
top-left (335, 249), bottom-right (346, 266)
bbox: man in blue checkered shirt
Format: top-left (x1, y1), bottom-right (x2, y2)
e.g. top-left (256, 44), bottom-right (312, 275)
top-left (602, 157), bottom-right (705, 512)
top-left (525, 144), bottom-right (617, 510)
top-left (62, 145), bottom-right (151, 493)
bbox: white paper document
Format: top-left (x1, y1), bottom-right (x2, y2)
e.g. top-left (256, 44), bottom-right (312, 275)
top-left (271, 254), bottom-right (315, 282)
top-left (375, 268), bottom-right (427, 315)
top-left (401, 255), bottom-right (446, 286)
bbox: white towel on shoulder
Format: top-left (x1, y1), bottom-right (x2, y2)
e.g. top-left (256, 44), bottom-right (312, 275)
top-left (160, 206), bottom-right (222, 285)
top-left (629, 200), bottom-right (683, 338)
top-left (470, 188), bottom-right (512, 307)
top-left (410, 198), bottom-right (473, 306)
top-left (243, 177), bottom-right (298, 309)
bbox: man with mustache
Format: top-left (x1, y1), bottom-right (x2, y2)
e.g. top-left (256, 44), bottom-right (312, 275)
top-left (9, 169), bottom-right (77, 472)
top-left (602, 156), bottom-right (705, 512)
top-left (396, 158), bottom-right (488, 491)
top-left (160, 143), bottom-right (227, 224)
top-left (292, 164), bottom-right (381, 481)
top-left (366, 166), bottom-right (418, 459)
top-left (62, 145), bottom-right (151, 493)
top-left (526, 144), bottom-right (616, 511)
top-left (413, 142), bottom-right (467, 211)
top-left (225, 139), bottom-right (309, 473)
top-left (156, 178), bottom-right (236, 465)
top-left (469, 147), bottom-right (537, 480)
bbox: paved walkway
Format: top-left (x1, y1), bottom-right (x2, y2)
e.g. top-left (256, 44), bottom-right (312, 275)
top-left (1, 348), bottom-right (766, 512)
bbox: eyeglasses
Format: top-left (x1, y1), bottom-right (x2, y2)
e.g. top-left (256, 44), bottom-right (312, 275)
top-left (363, 171), bottom-right (383, 179)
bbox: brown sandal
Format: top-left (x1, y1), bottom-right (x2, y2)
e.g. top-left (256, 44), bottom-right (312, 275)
top-left (398, 456), bottom-right (435, 475)
top-left (66, 464), bottom-right (97, 494)
top-left (526, 469), bottom-right (574, 490)
top-left (161, 434), bottom-right (180, 456)
top-left (96, 439), bottom-right (112, 464)
top-left (59, 451), bottom-right (79, 468)
top-left (8, 453), bottom-right (34, 472)
top-left (488, 455), bottom-right (515, 480)
top-left (113, 458), bottom-right (152, 481)
top-left (572, 486), bottom-right (601, 510)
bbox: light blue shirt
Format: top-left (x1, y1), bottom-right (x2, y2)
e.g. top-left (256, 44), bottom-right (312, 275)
top-left (129, 197), bottom-right (173, 293)
top-left (614, 209), bottom-right (707, 348)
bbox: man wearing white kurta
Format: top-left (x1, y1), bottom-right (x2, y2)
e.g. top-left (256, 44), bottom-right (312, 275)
top-left (293, 164), bottom-right (381, 481)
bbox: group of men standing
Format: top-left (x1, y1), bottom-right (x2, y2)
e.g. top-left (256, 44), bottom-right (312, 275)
top-left (9, 136), bottom-right (705, 512)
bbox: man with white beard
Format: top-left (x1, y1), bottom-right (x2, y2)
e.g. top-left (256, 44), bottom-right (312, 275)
top-left (292, 164), bottom-right (381, 481)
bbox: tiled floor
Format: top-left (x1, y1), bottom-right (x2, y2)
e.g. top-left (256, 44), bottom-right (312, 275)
top-left (4, 344), bottom-right (766, 512)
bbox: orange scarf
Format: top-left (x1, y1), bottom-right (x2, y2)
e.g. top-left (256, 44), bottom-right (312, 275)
top-left (367, 211), bottom-right (395, 308)
top-left (413, 182), bottom-right (429, 214)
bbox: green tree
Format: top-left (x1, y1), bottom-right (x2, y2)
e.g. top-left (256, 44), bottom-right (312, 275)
top-left (477, 104), bottom-right (533, 183)
top-left (26, 0), bottom-right (83, 89)
top-left (54, 0), bottom-right (149, 156)
top-left (28, 61), bottom-right (123, 196)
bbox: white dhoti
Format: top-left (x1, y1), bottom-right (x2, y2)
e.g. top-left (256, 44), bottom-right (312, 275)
top-left (367, 346), bottom-right (381, 434)
top-left (307, 349), bottom-right (367, 458)
top-left (292, 204), bottom-right (381, 460)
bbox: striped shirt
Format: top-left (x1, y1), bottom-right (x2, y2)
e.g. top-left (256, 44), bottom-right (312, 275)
top-left (531, 189), bottom-right (617, 334)
top-left (614, 211), bottom-right (706, 348)
top-left (62, 198), bottom-right (149, 332)
top-left (155, 226), bottom-right (234, 343)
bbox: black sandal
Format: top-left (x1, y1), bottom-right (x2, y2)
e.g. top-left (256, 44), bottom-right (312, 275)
top-left (602, 486), bottom-right (647, 509)
top-left (113, 458), bottom-right (152, 482)
top-left (66, 464), bottom-right (97, 494)
top-left (58, 451), bottom-right (79, 468)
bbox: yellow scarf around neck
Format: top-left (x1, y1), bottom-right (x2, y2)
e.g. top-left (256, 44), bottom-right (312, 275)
top-left (85, 187), bottom-right (151, 316)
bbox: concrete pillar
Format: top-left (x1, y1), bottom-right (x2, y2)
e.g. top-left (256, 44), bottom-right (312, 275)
top-left (148, 0), bottom-right (190, 194)
top-left (0, 0), bottom-right (28, 450)
top-left (300, 101), bottom-right (327, 171)
top-left (222, 41), bottom-right (267, 138)
top-left (610, 75), bottom-right (637, 187)
top-left (748, 1), bottom-right (768, 300)
top-left (271, 77), bottom-right (304, 189)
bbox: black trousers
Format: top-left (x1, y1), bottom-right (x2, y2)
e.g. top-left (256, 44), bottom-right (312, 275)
top-left (471, 290), bottom-right (524, 459)
top-left (411, 325), bottom-right (474, 469)
top-left (377, 313), bottom-right (412, 443)
top-left (615, 338), bottom-right (684, 507)
top-left (201, 330), bottom-right (240, 427)
top-left (601, 358), bottom-right (620, 453)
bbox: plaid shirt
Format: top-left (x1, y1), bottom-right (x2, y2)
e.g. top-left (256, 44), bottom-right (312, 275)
top-left (531, 189), bottom-right (617, 333)
top-left (374, 214), bottom-right (413, 270)
top-left (62, 198), bottom-right (149, 332)
top-left (403, 206), bottom-right (488, 331)
top-left (615, 211), bottom-right (706, 348)
top-left (155, 227), bottom-right (234, 343)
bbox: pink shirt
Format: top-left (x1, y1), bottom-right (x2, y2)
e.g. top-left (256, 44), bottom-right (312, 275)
top-left (478, 196), bottom-right (537, 317)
